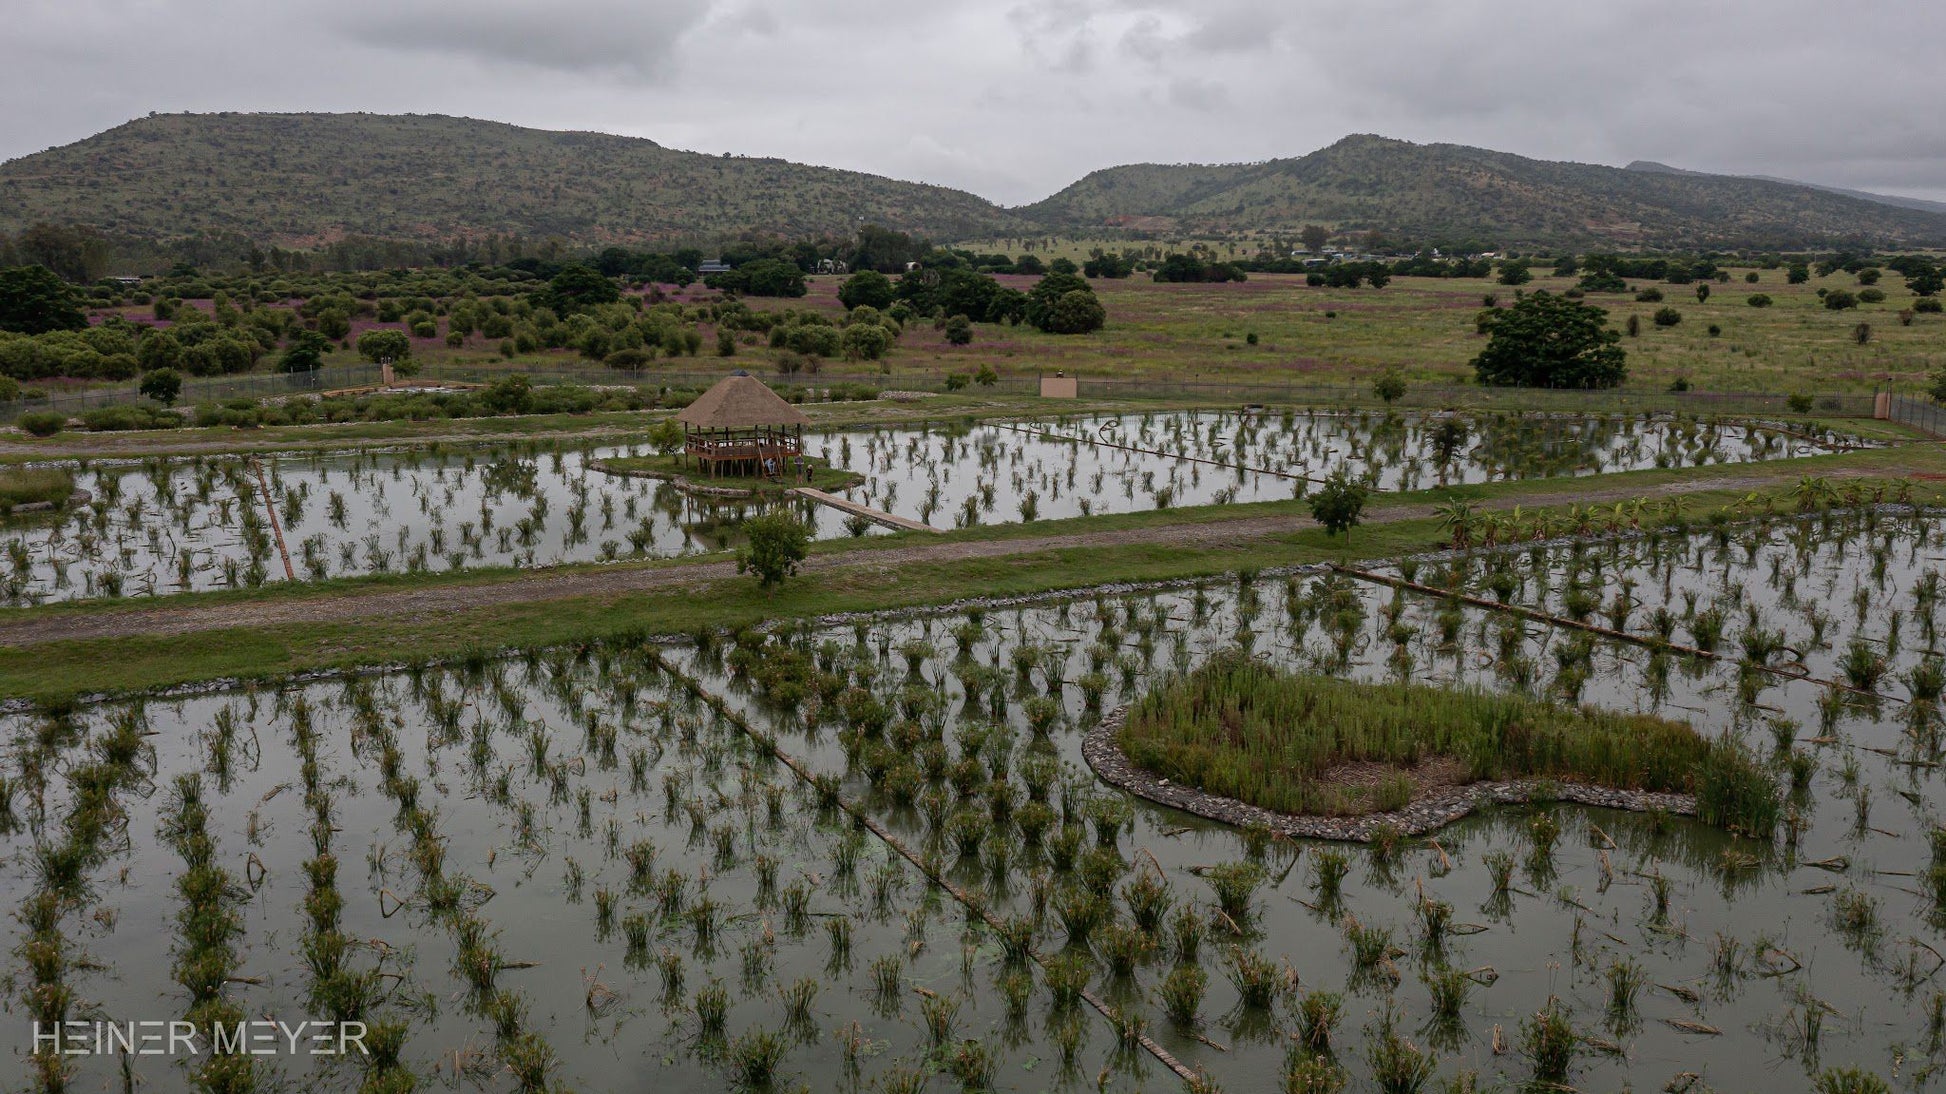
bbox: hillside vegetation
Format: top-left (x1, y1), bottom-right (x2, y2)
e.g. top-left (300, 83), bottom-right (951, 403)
top-left (1023, 135), bottom-right (1946, 249)
top-left (7, 116), bottom-right (1946, 253)
top-left (0, 113), bottom-right (1023, 246)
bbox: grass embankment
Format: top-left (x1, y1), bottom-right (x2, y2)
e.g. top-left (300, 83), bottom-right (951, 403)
top-left (0, 468), bottom-right (74, 513)
top-left (1119, 651), bottom-right (1779, 833)
top-left (596, 452), bottom-right (863, 494)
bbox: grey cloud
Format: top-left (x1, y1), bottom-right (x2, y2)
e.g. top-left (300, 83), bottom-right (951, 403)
top-left (332, 0), bottom-right (715, 79)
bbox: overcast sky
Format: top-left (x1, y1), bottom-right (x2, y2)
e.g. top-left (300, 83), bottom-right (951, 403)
top-left (6, 0), bottom-right (1943, 206)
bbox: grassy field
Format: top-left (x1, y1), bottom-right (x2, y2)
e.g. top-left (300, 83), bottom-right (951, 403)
top-left (375, 267), bottom-right (1945, 398)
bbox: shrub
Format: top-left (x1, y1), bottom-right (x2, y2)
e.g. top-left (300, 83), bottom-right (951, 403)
top-left (1787, 393), bottom-right (1816, 414)
top-left (139, 367), bottom-right (183, 406)
top-left (1824, 289), bottom-right (1859, 311)
top-left (17, 408), bottom-right (64, 434)
top-left (943, 315), bottom-right (973, 346)
top-left (355, 328), bottom-right (412, 365)
top-left (1635, 287), bottom-right (1664, 302)
top-left (1307, 472), bottom-right (1368, 540)
top-left (1652, 306), bottom-right (1683, 327)
top-left (737, 513), bottom-right (810, 592)
top-left (603, 347), bottom-right (652, 371)
top-left (1371, 369), bottom-right (1406, 405)
top-left (1472, 292), bottom-right (1625, 388)
top-left (1858, 288), bottom-right (1886, 304)
top-left (1747, 293), bottom-right (1772, 307)
top-left (1916, 297), bottom-right (1944, 314)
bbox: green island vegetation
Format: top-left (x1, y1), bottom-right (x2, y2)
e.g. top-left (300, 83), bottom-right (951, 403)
top-left (0, 466), bottom-right (74, 513)
top-left (1119, 649), bottom-right (1777, 831)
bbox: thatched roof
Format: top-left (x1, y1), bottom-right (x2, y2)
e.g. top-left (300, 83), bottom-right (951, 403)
top-left (675, 374), bottom-right (811, 430)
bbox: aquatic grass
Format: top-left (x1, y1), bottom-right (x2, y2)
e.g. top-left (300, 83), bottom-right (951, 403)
top-left (1120, 650), bottom-right (1743, 821)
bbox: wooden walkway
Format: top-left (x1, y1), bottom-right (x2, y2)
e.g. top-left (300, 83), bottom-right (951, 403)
top-left (789, 488), bottom-right (945, 533)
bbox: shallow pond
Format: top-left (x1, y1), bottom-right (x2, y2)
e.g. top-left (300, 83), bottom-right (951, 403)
top-left (0, 411), bottom-right (1853, 607)
top-left (5, 510), bottom-right (1938, 1091)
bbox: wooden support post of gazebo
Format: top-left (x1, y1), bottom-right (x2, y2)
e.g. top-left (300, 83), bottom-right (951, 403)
top-left (675, 372), bottom-right (814, 481)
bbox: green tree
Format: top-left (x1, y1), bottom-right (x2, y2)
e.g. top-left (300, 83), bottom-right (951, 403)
top-left (1496, 259), bottom-right (1532, 286)
top-left (647, 418), bottom-right (685, 455)
top-left (974, 363), bottom-right (998, 386)
top-left (1824, 289), bottom-right (1858, 311)
top-left (1308, 472), bottom-right (1368, 540)
top-left (138, 367), bottom-right (183, 406)
top-left (1695, 283), bottom-right (1710, 303)
top-left (841, 322), bottom-right (892, 361)
top-left (1471, 291), bottom-right (1626, 389)
top-left (737, 512), bottom-right (809, 592)
top-left (542, 265), bottom-right (621, 314)
top-left (137, 329), bottom-right (183, 372)
top-left (0, 266), bottom-right (87, 334)
top-left (356, 328), bottom-right (412, 365)
top-left (1787, 263), bottom-right (1810, 285)
top-left (1652, 306), bottom-right (1682, 327)
top-left (315, 308), bottom-right (351, 341)
top-left (1300, 225), bottom-right (1329, 253)
top-left (837, 270), bottom-right (895, 311)
top-left (280, 330), bottom-right (332, 373)
top-left (716, 328), bottom-right (737, 356)
top-left (1372, 369), bottom-right (1407, 404)
top-left (943, 315), bottom-right (973, 345)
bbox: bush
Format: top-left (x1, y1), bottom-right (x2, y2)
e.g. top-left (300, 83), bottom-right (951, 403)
top-left (139, 367), bottom-right (184, 406)
top-left (837, 270), bottom-right (895, 311)
top-left (1472, 292), bottom-right (1626, 389)
top-left (1787, 393), bottom-right (1815, 414)
top-left (1652, 306), bottom-right (1682, 327)
top-left (943, 315), bottom-right (973, 346)
top-left (1858, 288), bottom-right (1886, 304)
top-left (603, 347), bottom-right (652, 371)
top-left (1824, 289), bottom-right (1859, 311)
top-left (1635, 287), bottom-right (1664, 303)
top-left (1307, 472), bottom-right (1368, 540)
top-left (17, 410), bottom-right (64, 437)
top-left (737, 513), bottom-right (810, 592)
top-left (1747, 294), bottom-right (1773, 308)
top-left (1371, 370), bottom-right (1406, 404)
top-left (1917, 297), bottom-right (1945, 314)
top-left (841, 322), bottom-right (893, 361)
top-left (356, 328), bottom-right (412, 365)
top-left (80, 405), bottom-right (182, 432)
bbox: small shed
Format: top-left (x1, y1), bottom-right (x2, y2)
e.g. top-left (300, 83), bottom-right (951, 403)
top-left (675, 373), bottom-right (812, 479)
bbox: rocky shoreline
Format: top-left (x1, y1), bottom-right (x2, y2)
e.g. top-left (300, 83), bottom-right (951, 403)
top-left (1082, 704), bottom-right (1698, 842)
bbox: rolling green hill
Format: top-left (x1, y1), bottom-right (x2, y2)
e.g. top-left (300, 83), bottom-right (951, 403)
top-left (0, 112), bottom-right (1024, 246)
top-left (5, 116), bottom-right (1943, 253)
top-left (1022, 135), bottom-right (1946, 249)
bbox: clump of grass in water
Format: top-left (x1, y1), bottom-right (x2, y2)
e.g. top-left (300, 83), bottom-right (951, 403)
top-left (1118, 650), bottom-right (1766, 829)
top-left (1521, 997), bottom-right (1579, 1084)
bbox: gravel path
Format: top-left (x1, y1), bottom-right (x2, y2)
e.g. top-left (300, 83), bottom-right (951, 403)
top-left (0, 467), bottom-right (1867, 648)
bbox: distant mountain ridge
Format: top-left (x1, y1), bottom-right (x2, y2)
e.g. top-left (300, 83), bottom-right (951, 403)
top-left (1624, 159), bottom-right (1946, 217)
top-left (1022, 135), bottom-right (1946, 249)
top-left (0, 112), bottom-right (1024, 246)
top-left (3, 114), bottom-right (1944, 253)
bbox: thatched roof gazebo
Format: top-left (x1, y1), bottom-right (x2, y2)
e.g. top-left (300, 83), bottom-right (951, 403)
top-left (675, 373), bottom-right (813, 479)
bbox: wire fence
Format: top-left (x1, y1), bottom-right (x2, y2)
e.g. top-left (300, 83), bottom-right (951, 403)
top-left (0, 363), bottom-right (386, 421)
top-left (1885, 393), bottom-right (1946, 438)
top-left (0, 356), bottom-right (1897, 425)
